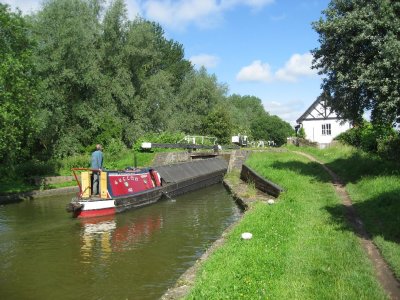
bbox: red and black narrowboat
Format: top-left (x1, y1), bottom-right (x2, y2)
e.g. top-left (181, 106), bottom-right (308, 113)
top-left (66, 158), bottom-right (228, 218)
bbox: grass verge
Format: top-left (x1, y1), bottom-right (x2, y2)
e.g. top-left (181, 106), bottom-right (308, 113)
top-left (186, 151), bottom-right (387, 299)
top-left (289, 143), bottom-right (400, 280)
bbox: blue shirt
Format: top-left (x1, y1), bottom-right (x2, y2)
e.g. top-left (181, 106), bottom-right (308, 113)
top-left (91, 150), bottom-right (103, 170)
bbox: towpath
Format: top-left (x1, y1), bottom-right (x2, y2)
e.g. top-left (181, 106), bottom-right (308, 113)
top-left (294, 151), bottom-right (400, 300)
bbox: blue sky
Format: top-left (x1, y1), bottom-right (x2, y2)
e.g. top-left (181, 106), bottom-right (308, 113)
top-left (5, 0), bottom-right (330, 125)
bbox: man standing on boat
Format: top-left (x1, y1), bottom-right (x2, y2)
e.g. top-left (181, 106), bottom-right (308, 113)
top-left (91, 144), bottom-right (103, 196)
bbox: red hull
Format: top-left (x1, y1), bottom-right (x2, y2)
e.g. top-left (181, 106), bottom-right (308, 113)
top-left (75, 207), bottom-right (116, 218)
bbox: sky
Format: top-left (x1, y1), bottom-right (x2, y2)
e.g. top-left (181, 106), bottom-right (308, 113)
top-left (4, 0), bottom-right (330, 126)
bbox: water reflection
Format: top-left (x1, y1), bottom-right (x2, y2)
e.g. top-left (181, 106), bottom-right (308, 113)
top-left (80, 214), bottom-right (163, 263)
top-left (0, 185), bottom-right (240, 300)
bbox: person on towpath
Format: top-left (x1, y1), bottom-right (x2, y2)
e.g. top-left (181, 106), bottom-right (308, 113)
top-left (91, 144), bottom-right (103, 196)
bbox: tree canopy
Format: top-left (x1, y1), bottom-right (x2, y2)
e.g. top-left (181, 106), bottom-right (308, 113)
top-left (228, 94), bottom-right (294, 146)
top-left (312, 0), bottom-right (400, 126)
top-left (0, 4), bottom-right (37, 164)
top-left (0, 0), bottom-right (294, 166)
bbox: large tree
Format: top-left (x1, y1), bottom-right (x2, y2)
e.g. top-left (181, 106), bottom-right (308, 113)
top-left (0, 4), bottom-right (37, 164)
top-left (312, 0), bottom-right (400, 126)
top-left (30, 0), bottom-right (194, 156)
top-left (31, 0), bottom-right (103, 157)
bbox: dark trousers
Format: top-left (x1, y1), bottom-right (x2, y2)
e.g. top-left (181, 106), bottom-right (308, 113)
top-left (92, 172), bottom-right (100, 195)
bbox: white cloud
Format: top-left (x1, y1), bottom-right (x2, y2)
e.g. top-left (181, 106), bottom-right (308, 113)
top-left (236, 60), bottom-right (273, 82)
top-left (141, 0), bottom-right (274, 30)
top-left (236, 53), bottom-right (318, 84)
top-left (220, 0), bottom-right (274, 10)
top-left (4, 0), bottom-right (274, 30)
top-left (275, 52), bottom-right (317, 82)
top-left (143, 0), bottom-right (220, 29)
top-left (126, 0), bottom-right (143, 20)
top-left (190, 54), bottom-right (220, 69)
top-left (263, 99), bottom-right (305, 125)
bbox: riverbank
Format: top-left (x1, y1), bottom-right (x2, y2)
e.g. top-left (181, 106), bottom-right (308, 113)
top-left (161, 170), bottom-right (275, 300)
top-left (173, 149), bottom-right (391, 299)
top-left (0, 186), bottom-right (78, 204)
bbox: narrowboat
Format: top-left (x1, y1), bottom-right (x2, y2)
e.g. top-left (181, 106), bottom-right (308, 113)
top-left (66, 167), bottom-right (163, 218)
top-left (66, 157), bottom-right (228, 218)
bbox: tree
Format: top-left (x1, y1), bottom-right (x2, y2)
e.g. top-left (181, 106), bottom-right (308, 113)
top-left (312, 0), bottom-right (400, 126)
top-left (251, 114), bottom-right (294, 146)
top-left (30, 0), bottom-right (193, 154)
top-left (201, 105), bottom-right (232, 144)
top-left (123, 18), bottom-right (192, 139)
top-left (173, 67), bottom-right (227, 134)
top-left (0, 4), bottom-right (37, 164)
top-left (265, 115), bottom-right (295, 146)
top-left (31, 0), bottom-right (103, 157)
top-left (227, 94), bottom-right (267, 138)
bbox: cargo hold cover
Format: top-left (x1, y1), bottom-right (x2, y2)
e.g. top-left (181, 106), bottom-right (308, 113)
top-left (154, 158), bottom-right (228, 184)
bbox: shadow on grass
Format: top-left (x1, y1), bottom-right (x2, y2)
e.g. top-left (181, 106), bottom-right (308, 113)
top-left (325, 188), bottom-right (400, 245)
top-left (271, 150), bottom-right (399, 185)
top-left (272, 153), bottom-right (400, 244)
top-left (324, 152), bottom-right (400, 184)
top-left (271, 160), bottom-right (332, 183)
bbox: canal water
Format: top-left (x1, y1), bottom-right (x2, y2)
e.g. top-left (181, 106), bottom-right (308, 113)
top-left (0, 184), bottom-right (240, 300)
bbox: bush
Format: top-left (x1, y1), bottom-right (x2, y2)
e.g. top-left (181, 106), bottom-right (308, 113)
top-left (106, 138), bottom-right (127, 157)
top-left (297, 127), bottom-right (306, 139)
top-left (14, 159), bottom-right (60, 179)
top-left (59, 155), bottom-right (90, 175)
top-left (336, 127), bottom-right (362, 148)
top-left (133, 131), bottom-right (185, 151)
top-left (377, 133), bottom-right (400, 162)
top-left (336, 121), bottom-right (399, 161)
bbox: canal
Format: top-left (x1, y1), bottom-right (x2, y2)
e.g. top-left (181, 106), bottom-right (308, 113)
top-left (0, 184), bottom-right (241, 300)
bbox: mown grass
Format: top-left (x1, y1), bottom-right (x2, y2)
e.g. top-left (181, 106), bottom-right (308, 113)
top-left (290, 143), bottom-right (400, 279)
top-left (186, 151), bottom-right (387, 299)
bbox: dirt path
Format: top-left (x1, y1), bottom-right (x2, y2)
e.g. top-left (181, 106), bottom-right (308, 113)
top-left (294, 151), bottom-right (400, 300)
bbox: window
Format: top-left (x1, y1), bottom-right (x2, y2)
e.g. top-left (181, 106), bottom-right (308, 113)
top-left (322, 123), bottom-right (331, 135)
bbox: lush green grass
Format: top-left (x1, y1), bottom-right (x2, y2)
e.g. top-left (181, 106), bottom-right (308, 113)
top-left (187, 151), bottom-right (386, 299)
top-left (290, 143), bottom-right (400, 279)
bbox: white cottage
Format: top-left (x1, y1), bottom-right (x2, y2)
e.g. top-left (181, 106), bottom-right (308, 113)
top-left (296, 96), bottom-right (352, 147)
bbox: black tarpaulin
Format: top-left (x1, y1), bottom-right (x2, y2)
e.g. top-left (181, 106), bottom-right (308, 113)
top-left (154, 158), bottom-right (228, 184)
